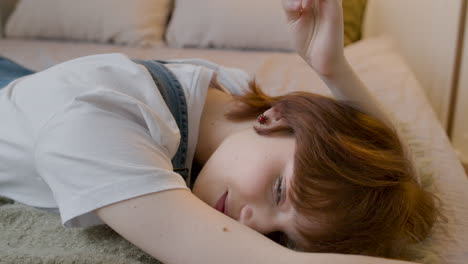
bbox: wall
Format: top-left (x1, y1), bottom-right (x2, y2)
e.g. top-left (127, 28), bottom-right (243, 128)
top-left (362, 0), bottom-right (465, 131)
top-left (451, 7), bottom-right (468, 164)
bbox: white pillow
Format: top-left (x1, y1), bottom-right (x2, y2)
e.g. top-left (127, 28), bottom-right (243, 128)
top-left (5, 0), bottom-right (172, 47)
top-left (165, 0), bottom-right (295, 51)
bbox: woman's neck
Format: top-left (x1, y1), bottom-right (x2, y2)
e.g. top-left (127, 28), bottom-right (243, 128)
top-left (194, 88), bottom-right (254, 166)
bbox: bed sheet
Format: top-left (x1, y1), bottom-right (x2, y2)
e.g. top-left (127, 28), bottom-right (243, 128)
top-left (0, 37), bottom-right (467, 264)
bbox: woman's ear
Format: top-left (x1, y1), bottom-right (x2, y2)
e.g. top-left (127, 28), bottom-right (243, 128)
top-left (253, 106), bottom-right (289, 134)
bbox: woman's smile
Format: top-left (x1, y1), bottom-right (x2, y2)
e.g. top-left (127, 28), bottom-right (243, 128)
top-left (214, 190), bottom-right (228, 215)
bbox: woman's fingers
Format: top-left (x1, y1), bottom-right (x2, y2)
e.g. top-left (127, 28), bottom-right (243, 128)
top-left (282, 0), bottom-right (326, 22)
top-left (301, 0), bottom-right (317, 10)
top-left (282, 0), bottom-right (302, 22)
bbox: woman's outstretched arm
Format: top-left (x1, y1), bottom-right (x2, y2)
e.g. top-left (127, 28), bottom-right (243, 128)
top-left (95, 189), bottom-right (417, 264)
top-left (95, 189), bottom-right (292, 264)
top-left (283, 0), bottom-right (393, 128)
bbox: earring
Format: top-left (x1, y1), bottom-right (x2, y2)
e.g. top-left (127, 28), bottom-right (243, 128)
top-left (257, 113), bottom-right (269, 125)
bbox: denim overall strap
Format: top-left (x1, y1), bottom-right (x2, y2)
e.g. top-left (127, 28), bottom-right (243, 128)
top-left (132, 60), bottom-right (191, 185)
top-left (0, 57), bottom-right (35, 89)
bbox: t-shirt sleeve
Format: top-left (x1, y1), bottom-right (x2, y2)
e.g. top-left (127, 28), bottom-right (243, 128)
top-left (162, 58), bottom-right (252, 95)
top-left (34, 89), bottom-right (189, 228)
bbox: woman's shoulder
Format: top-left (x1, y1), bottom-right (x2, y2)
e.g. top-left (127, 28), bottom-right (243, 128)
top-left (162, 58), bottom-right (252, 96)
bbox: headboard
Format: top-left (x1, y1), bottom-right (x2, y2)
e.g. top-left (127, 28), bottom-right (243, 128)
top-left (362, 0), bottom-right (466, 132)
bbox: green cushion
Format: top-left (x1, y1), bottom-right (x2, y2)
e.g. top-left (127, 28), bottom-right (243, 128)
top-left (343, 0), bottom-right (368, 46)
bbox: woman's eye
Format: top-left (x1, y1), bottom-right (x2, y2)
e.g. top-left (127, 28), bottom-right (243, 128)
top-left (276, 176), bottom-right (283, 205)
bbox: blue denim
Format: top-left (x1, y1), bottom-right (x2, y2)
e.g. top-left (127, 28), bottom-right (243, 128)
top-left (0, 57), bottom-right (192, 187)
top-left (132, 60), bottom-right (192, 187)
top-left (0, 57), bottom-right (35, 88)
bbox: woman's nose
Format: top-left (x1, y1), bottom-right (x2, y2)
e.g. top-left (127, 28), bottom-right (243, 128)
top-left (239, 205), bottom-right (273, 234)
top-left (239, 204), bottom-right (253, 227)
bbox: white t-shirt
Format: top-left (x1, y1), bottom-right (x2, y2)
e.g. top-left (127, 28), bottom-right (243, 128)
top-left (0, 53), bottom-right (251, 227)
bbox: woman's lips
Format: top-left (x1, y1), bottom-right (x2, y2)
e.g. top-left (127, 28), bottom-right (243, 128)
top-left (214, 191), bottom-right (228, 215)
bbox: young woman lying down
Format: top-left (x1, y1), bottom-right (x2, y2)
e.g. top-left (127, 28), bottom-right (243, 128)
top-left (0, 0), bottom-right (438, 263)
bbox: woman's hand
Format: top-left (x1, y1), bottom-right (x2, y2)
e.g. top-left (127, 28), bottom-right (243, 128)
top-left (282, 0), bottom-right (394, 129)
top-left (282, 0), bottom-right (345, 76)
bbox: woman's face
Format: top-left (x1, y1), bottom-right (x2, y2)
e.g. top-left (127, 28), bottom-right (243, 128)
top-left (192, 127), bottom-right (298, 237)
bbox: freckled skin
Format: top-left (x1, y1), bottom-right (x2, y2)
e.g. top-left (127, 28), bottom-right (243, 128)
top-left (193, 127), bottom-right (297, 235)
top-left (190, 82), bottom-right (301, 237)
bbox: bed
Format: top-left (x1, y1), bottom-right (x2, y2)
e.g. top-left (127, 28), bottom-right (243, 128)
top-left (0, 0), bottom-right (467, 264)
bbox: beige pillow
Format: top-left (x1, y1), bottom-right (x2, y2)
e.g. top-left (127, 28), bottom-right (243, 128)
top-left (166, 0), bottom-right (294, 51)
top-left (166, 0), bottom-right (367, 51)
top-left (5, 0), bottom-right (172, 47)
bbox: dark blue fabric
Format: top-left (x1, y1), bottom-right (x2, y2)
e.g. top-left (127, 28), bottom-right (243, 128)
top-left (0, 57), bottom-right (35, 89)
top-left (132, 60), bottom-right (192, 187)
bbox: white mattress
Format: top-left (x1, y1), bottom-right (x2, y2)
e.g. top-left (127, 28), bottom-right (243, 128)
top-left (0, 37), bottom-right (467, 264)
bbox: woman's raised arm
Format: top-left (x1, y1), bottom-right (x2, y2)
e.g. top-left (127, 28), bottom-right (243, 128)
top-left (95, 189), bottom-right (418, 264)
top-left (318, 58), bottom-right (395, 129)
top-left (282, 0), bottom-right (394, 128)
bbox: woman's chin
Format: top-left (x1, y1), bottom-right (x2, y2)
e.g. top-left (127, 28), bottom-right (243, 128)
top-left (192, 175), bottom-right (215, 207)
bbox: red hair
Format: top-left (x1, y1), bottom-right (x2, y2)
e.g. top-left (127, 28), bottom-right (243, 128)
top-left (225, 79), bottom-right (440, 260)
